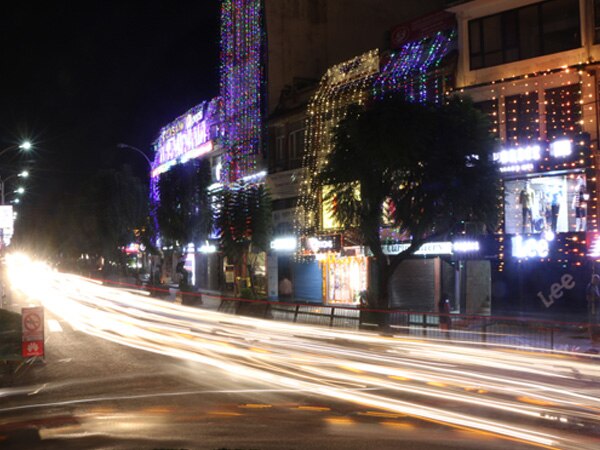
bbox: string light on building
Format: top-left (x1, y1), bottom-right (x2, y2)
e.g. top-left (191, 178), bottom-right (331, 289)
top-left (220, 0), bottom-right (264, 183)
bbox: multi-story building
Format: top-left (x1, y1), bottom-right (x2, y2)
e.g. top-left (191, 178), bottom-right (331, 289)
top-left (268, 0), bottom-right (600, 321)
top-left (150, 98), bottom-right (224, 291)
top-left (219, 0), bottom-right (447, 295)
top-left (446, 0), bottom-right (600, 319)
top-left (268, 9), bottom-right (458, 305)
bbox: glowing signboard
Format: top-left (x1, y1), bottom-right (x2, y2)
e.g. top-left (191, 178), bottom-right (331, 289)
top-left (152, 100), bottom-right (218, 178)
top-left (549, 139), bottom-right (572, 158)
top-left (382, 242), bottom-right (453, 255)
top-left (271, 237), bottom-right (297, 252)
top-left (512, 235), bottom-right (550, 258)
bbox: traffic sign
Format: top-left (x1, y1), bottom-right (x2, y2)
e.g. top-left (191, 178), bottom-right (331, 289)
top-left (22, 306), bottom-right (44, 358)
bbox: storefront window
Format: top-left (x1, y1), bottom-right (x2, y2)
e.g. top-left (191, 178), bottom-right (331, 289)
top-left (321, 255), bottom-right (368, 305)
top-left (504, 174), bottom-right (587, 234)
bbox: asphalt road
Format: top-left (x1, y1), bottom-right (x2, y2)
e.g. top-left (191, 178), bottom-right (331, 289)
top-left (1, 257), bottom-right (600, 450)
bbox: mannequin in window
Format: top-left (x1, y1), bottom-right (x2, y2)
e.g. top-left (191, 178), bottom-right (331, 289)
top-left (550, 187), bottom-right (562, 233)
top-left (519, 181), bottom-right (535, 233)
top-left (572, 176), bottom-right (589, 231)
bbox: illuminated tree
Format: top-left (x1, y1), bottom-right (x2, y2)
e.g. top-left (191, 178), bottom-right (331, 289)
top-left (319, 95), bottom-right (501, 308)
top-left (214, 183), bottom-right (271, 295)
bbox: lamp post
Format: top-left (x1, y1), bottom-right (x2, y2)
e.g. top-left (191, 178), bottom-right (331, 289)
top-left (0, 170), bottom-right (28, 205)
top-left (0, 141), bottom-right (32, 159)
top-left (117, 143), bottom-right (152, 168)
top-left (117, 143), bottom-right (155, 281)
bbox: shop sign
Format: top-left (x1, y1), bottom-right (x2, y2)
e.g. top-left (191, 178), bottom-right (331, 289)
top-left (494, 144), bottom-right (541, 174)
top-left (382, 241), bottom-right (453, 256)
top-left (494, 139), bottom-right (580, 175)
top-left (152, 101), bottom-right (217, 178)
top-left (452, 241), bottom-right (480, 252)
top-left (271, 237), bottom-right (297, 252)
top-left (305, 235), bottom-right (342, 254)
top-left (549, 139), bottom-right (572, 158)
top-left (511, 235), bottom-right (550, 258)
top-left (536, 274), bottom-right (575, 308)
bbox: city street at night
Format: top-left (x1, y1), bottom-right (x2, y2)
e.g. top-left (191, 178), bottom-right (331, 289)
top-left (1, 256), bottom-right (599, 450)
top-left (3, 1), bottom-right (600, 449)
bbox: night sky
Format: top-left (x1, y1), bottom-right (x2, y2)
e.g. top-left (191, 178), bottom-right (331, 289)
top-left (0, 1), bottom-right (221, 238)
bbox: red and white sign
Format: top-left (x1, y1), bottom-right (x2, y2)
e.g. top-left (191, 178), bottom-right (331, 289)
top-left (22, 306), bottom-right (44, 358)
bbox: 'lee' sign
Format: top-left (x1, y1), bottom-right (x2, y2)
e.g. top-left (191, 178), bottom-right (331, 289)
top-left (536, 274), bottom-right (575, 309)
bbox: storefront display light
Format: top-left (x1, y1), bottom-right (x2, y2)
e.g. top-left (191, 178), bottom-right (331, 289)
top-left (270, 237), bottom-right (297, 252)
top-left (199, 242), bottom-right (217, 254)
top-left (512, 235), bottom-right (550, 259)
top-left (549, 139), bottom-right (572, 158)
top-left (453, 241), bottom-right (480, 252)
top-left (494, 145), bottom-right (541, 165)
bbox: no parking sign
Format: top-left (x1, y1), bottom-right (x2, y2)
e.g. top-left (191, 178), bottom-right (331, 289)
top-left (22, 306), bottom-right (44, 357)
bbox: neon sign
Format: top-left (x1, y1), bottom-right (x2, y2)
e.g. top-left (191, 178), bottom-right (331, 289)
top-left (549, 139), bottom-right (572, 158)
top-left (382, 242), bottom-right (453, 255)
top-left (493, 144), bottom-right (541, 166)
top-left (152, 100), bottom-right (218, 179)
top-left (512, 235), bottom-right (550, 258)
top-left (271, 237), bottom-right (297, 252)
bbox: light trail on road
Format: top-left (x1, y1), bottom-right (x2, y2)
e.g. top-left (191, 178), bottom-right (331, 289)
top-left (6, 254), bottom-right (600, 449)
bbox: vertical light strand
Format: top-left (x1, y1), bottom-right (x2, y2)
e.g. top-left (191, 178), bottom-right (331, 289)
top-left (220, 0), bottom-right (264, 183)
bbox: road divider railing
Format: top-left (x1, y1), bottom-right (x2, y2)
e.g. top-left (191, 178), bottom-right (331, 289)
top-left (96, 277), bottom-right (596, 353)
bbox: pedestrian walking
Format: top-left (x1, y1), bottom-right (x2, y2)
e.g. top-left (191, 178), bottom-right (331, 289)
top-left (279, 275), bottom-right (293, 301)
top-left (438, 292), bottom-right (451, 339)
top-left (586, 274), bottom-right (600, 342)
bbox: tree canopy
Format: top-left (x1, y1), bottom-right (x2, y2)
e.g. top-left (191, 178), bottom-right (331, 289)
top-left (156, 159), bottom-right (213, 247)
top-left (215, 183), bottom-right (272, 263)
top-left (318, 95), bottom-right (501, 307)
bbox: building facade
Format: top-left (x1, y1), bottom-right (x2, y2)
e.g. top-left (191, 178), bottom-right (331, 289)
top-left (447, 0), bottom-right (599, 319)
top-left (268, 0), bottom-right (600, 321)
top-left (268, 10), bottom-right (458, 305)
top-left (150, 98), bottom-right (224, 291)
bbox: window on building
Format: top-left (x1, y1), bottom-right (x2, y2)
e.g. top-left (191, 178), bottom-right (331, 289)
top-left (545, 84), bottom-right (582, 141)
top-left (288, 127), bottom-right (305, 169)
top-left (275, 135), bottom-right (286, 162)
top-left (469, 0), bottom-right (580, 70)
top-left (505, 92), bottom-right (540, 144)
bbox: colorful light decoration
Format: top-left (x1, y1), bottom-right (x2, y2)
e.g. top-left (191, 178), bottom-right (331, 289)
top-left (459, 66), bottom-right (596, 236)
top-left (150, 98), bottom-right (221, 209)
top-left (296, 30), bottom-right (457, 243)
top-left (220, 0), bottom-right (264, 183)
top-left (373, 30), bottom-right (456, 102)
top-left (296, 49), bottom-right (380, 239)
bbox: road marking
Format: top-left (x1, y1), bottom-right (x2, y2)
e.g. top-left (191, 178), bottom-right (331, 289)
top-left (47, 319), bottom-right (63, 333)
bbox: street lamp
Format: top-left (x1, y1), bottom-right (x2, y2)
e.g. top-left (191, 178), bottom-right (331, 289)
top-left (0, 141), bottom-right (32, 158)
top-left (117, 143), bottom-right (152, 168)
top-left (0, 170), bottom-right (29, 205)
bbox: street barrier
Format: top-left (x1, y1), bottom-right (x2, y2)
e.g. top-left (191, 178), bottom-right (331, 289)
top-left (97, 277), bottom-right (595, 353)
